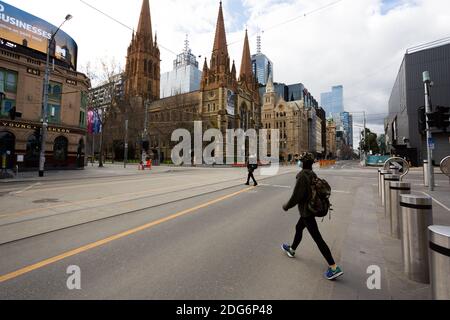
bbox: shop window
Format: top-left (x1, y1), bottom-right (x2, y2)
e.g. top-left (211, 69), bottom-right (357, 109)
top-left (53, 136), bottom-right (68, 162)
top-left (25, 134), bottom-right (40, 167)
top-left (0, 131), bottom-right (15, 169)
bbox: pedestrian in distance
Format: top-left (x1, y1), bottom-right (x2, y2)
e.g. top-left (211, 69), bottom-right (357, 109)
top-left (281, 152), bottom-right (343, 280)
top-left (245, 157), bottom-right (258, 186)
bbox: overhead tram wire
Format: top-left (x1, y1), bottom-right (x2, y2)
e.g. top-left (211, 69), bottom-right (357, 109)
top-left (78, 0), bottom-right (178, 56)
top-left (80, 0), bottom-right (345, 58)
top-left (226, 0), bottom-right (346, 49)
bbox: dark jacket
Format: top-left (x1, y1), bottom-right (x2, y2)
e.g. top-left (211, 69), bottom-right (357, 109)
top-left (247, 161), bottom-right (258, 173)
top-left (285, 169), bottom-right (317, 218)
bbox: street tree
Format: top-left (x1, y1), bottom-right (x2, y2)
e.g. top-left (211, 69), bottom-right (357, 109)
top-left (360, 128), bottom-right (380, 155)
top-left (82, 58), bottom-right (124, 167)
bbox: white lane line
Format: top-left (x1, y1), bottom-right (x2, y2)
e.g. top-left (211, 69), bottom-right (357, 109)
top-left (419, 191), bottom-right (450, 212)
top-left (259, 184), bottom-right (291, 189)
top-left (9, 183), bottom-right (42, 195)
top-left (333, 190), bottom-right (352, 194)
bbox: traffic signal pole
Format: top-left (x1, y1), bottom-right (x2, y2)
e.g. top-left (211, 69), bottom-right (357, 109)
top-left (423, 71), bottom-right (435, 191)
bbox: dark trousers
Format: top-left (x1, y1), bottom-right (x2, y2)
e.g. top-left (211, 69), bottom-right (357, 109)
top-left (246, 171), bottom-right (257, 185)
top-left (291, 216), bottom-right (335, 266)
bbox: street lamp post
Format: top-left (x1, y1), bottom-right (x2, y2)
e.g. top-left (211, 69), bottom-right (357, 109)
top-left (38, 14), bottom-right (73, 177)
top-left (293, 102), bottom-right (302, 157)
top-left (423, 71), bottom-right (435, 191)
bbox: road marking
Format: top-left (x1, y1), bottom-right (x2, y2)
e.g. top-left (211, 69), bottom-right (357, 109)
top-left (419, 191), bottom-right (450, 212)
top-left (0, 177), bottom-right (241, 219)
top-left (7, 175), bottom-right (177, 194)
top-left (8, 183), bottom-right (42, 195)
top-left (0, 186), bottom-right (254, 284)
top-left (333, 190), bottom-right (352, 194)
top-left (259, 184), bottom-right (291, 189)
top-left (260, 184), bottom-right (351, 194)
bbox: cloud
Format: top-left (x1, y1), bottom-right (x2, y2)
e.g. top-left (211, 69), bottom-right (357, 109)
top-left (4, 0), bottom-right (450, 147)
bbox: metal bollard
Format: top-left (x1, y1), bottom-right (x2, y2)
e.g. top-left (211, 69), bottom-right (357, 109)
top-left (378, 169), bottom-right (382, 198)
top-left (428, 225), bottom-right (450, 300)
top-left (423, 160), bottom-right (429, 187)
top-left (400, 194), bottom-right (433, 283)
top-left (390, 165), bottom-right (400, 175)
top-left (389, 182), bottom-right (411, 239)
top-left (384, 174), bottom-right (400, 218)
top-left (380, 170), bottom-right (392, 206)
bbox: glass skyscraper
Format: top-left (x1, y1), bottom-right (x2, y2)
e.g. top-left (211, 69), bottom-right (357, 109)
top-left (160, 38), bottom-right (202, 98)
top-left (321, 85), bottom-right (344, 118)
top-left (332, 111), bottom-right (353, 147)
top-left (251, 53), bottom-right (273, 86)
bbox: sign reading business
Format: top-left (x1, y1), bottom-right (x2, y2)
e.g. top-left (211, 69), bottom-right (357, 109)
top-left (0, 1), bottom-right (78, 69)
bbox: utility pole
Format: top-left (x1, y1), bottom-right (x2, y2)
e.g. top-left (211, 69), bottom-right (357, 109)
top-left (423, 71), bottom-right (435, 191)
top-left (124, 119), bottom-right (128, 168)
top-left (39, 14), bottom-right (72, 177)
top-left (91, 131), bottom-right (95, 166)
top-left (98, 108), bottom-right (104, 167)
top-left (142, 99), bottom-right (149, 164)
top-left (363, 111), bottom-right (367, 166)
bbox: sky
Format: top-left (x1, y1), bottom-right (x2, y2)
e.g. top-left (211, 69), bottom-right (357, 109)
top-left (3, 0), bottom-right (450, 147)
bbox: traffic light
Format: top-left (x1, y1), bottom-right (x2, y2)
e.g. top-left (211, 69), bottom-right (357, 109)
top-left (418, 106), bottom-right (426, 134)
top-left (426, 111), bottom-right (439, 129)
top-left (436, 106), bottom-right (450, 132)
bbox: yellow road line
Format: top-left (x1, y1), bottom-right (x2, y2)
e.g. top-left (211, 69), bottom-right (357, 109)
top-left (0, 186), bottom-right (254, 284)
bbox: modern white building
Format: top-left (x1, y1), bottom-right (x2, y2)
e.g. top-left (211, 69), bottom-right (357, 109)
top-left (160, 36), bottom-right (202, 98)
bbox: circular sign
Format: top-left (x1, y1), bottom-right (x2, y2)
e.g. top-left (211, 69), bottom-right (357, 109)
top-left (383, 157), bottom-right (410, 179)
top-left (440, 156), bottom-right (450, 177)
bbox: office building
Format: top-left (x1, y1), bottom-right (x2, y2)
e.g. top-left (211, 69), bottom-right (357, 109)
top-left (321, 85), bottom-right (344, 117)
top-left (0, 1), bottom-right (90, 173)
top-left (385, 40), bottom-right (450, 166)
top-left (160, 36), bottom-right (202, 98)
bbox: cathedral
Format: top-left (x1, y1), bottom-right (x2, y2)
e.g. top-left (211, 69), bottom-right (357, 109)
top-left (104, 0), bottom-right (260, 163)
top-left (146, 1), bottom-right (261, 163)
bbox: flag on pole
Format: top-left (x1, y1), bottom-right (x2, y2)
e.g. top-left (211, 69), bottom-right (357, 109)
top-left (87, 110), bottom-right (94, 134)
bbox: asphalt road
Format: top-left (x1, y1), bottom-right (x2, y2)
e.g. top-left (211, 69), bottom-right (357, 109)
top-left (0, 162), bottom-right (448, 299)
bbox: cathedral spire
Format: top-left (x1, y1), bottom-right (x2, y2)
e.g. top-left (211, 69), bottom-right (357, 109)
top-left (239, 29), bottom-right (253, 83)
top-left (124, 0), bottom-right (160, 100)
top-left (212, 1), bottom-right (228, 56)
top-left (266, 68), bottom-right (274, 93)
top-left (137, 0), bottom-right (152, 39)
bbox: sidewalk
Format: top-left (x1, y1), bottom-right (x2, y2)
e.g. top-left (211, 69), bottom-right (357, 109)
top-left (1, 162), bottom-right (302, 184)
top-left (0, 163), bottom-right (182, 184)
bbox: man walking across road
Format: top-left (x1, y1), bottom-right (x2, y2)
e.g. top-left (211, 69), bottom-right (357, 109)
top-left (281, 152), bottom-right (343, 280)
top-left (245, 156), bottom-right (258, 186)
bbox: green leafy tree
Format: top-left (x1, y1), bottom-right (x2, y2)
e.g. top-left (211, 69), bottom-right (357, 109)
top-left (360, 128), bottom-right (380, 155)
